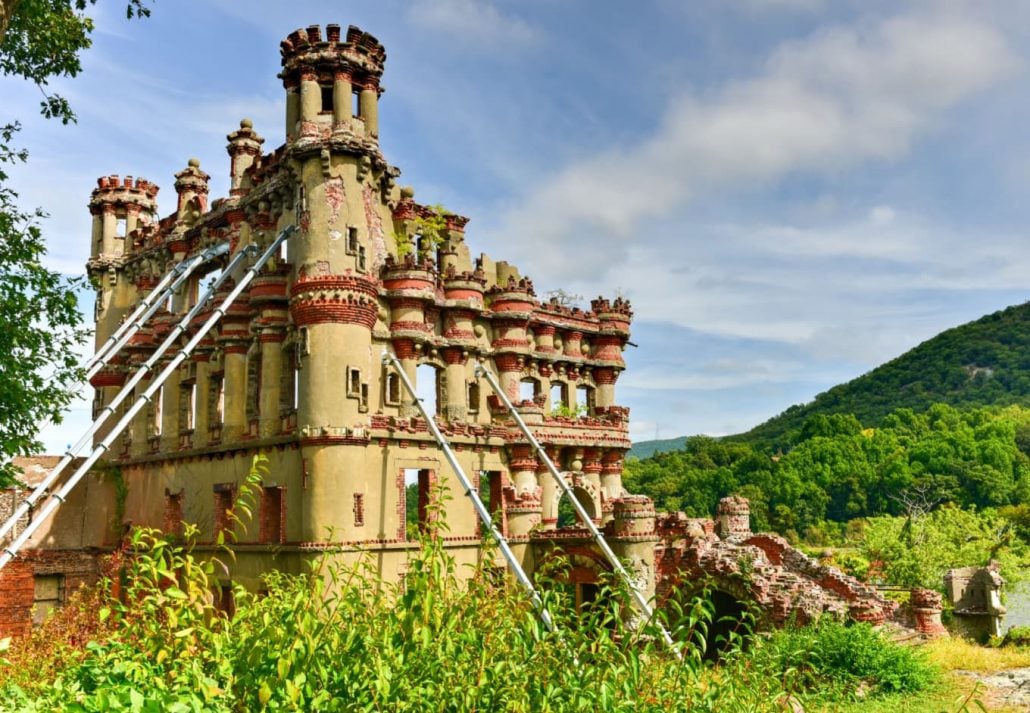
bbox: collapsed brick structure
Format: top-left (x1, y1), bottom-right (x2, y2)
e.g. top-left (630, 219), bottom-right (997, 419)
top-left (0, 24), bottom-right (897, 637)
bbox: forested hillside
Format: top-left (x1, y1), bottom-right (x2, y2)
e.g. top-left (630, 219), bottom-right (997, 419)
top-left (739, 302), bottom-right (1030, 447)
top-left (624, 404), bottom-right (1030, 540)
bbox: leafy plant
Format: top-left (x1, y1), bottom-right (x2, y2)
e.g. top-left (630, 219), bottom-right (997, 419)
top-left (394, 203), bottom-right (449, 260)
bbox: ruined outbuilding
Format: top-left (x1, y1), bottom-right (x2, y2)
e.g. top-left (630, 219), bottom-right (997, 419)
top-left (0, 24), bottom-right (895, 637)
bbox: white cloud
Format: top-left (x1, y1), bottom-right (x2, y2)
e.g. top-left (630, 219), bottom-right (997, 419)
top-left (407, 0), bottom-right (539, 50)
top-left (483, 9), bottom-right (1018, 280)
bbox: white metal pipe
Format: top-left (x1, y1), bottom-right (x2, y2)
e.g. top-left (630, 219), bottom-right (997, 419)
top-left (381, 350), bottom-right (556, 633)
top-left (0, 242), bottom-right (251, 548)
top-left (0, 226), bottom-right (296, 571)
top-left (85, 242), bottom-right (228, 377)
top-left (474, 362), bottom-right (679, 656)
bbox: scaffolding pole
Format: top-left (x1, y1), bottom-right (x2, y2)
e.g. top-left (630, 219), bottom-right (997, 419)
top-left (381, 350), bottom-right (556, 633)
top-left (0, 241), bottom-right (253, 550)
top-left (0, 226), bottom-right (296, 572)
top-left (85, 242), bottom-right (229, 378)
top-left (473, 362), bottom-right (679, 656)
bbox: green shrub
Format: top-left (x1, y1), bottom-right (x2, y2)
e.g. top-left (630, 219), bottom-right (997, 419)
top-left (1000, 625), bottom-right (1030, 648)
top-left (760, 620), bottom-right (938, 698)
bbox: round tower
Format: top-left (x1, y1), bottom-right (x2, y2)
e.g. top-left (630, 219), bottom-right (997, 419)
top-left (87, 174), bottom-right (159, 345)
top-left (87, 174), bottom-right (159, 444)
top-left (280, 24), bottom-right (390, 542)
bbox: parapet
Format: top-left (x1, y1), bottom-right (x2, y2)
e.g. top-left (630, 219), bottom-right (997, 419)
top-left (279, 24), bottom-right (386, 87)
top-left (89, 175), bottom-right (159, 212)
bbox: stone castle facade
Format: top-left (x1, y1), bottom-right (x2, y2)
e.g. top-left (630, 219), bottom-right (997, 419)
top-left (0, 24), bottom-right (900, 639)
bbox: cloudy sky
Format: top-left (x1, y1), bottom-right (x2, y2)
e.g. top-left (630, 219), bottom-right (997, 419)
top-left (4, 0), bottom-right (1030, 451)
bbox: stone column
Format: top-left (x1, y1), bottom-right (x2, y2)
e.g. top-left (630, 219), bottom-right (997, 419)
top-left (258, 328), bottom-right (285, 438)
top-left (299, 69), bottom-right (321, 133)
top-left (442, 348), bottom-right (467, 422)
top-left (359, 82), bottom-right (378, 138)
top-left (221, 343), bottom-right (248, 441)
top-left (332, 70), bottom-right (352, 129)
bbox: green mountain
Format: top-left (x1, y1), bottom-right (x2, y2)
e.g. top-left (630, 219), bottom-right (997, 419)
top-left (736, 302), bottom-right (1030, 447)
top-left (630, 301), bottom-right (1030, 457)
top-left (629, 436), bottom-right (688, 460)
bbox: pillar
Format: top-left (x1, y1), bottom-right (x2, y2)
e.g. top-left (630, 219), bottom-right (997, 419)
top-left (442, 348), bottom-right (466, 422)
top-left (258, 329), bottom-right (285, 438)
top-left (332, 70), bottom-right (352, 129)
top-left (359, 83), bottom-right (378, 138)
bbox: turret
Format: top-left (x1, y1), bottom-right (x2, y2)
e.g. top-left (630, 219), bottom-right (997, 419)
top-left (226, 119), bottom-right (265, 196)
top-left (279, 24), bottom-right (386, 141)
top-left (173, 158), bottom-right (210, 226)
top-left (88, 174), bottom-right (159, 261)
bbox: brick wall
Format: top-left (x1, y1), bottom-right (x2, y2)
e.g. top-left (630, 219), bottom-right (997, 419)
top-left (0, 549), bottom-right (104, 639)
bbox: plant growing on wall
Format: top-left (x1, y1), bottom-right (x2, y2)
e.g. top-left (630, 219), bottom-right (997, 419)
top-left (394, 203), bottom-right (449, 260)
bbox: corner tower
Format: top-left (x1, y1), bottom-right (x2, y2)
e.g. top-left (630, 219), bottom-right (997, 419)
top-left (280, 25), bottom-right (391, 541)
top-left (87, 175), bottom-right (159, 347)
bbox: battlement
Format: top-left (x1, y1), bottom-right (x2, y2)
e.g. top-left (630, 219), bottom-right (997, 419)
top-left (279, 24), bottom-right (386, 86)
top-left (89, 175), bottom-right (159, 207)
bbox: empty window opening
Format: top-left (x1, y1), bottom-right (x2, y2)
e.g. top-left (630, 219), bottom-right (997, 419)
top-left (280, 346), bottom-right (299, 416)
top-left (519, 378), bottom-right (539, 403)
top-left (557, 488), bottom-right (596, 528)
top-left (467, 381), bottom-right (480, 413)
top-left (164, 292), bottom-right (174, 313)
top-left (485, 470), bottom-right (504, 531)
top-left (320, 84), bottom-right (333, 113)
top-left (151, 386), bottom-right (163, 436)
top-left (360, 383), bottom-right (369, 411)
top-left (353, 493), bottom-right (365, 527)
top-left (385, 372), bottom-right (401, 406)
top-left (210, 373), bottom-right (225, 425)
top-left (213, 486), bottom-right (235, 539)
top-left (164, 490), bottom-right (184, 538)
top-left (347, 226), bottom-right (359, 253)
top-left (297, 185), bottom-right (307, 212)
top-left (551, 382), bottom-right (568, 411)
top-left (115, 217), bottom-right (127, 237)
top-left (216, 584), bottom-right (236, 618)
top-left (259, 486), bottom-right (284, 544)
top-left (352, 89), bottom-right (360, 117)
top-left (180, 382), bottom-right (197, 432)
top-left (293, 360), bottom-right (300, 410)
top-left (347, 366), bottom-right (361, 397)
top-left (204, 267), bottom-right (224, 296)
top-left (576, 385), bottom-right (594, 414)
top-left (246, 348), bottom-right (261, 423)
top-left (33, 575), bottom-right (65, 626)
top-left (415, 364), bottom-right (440, 417)
top-left (277, 238), bottom-right (288, 265)
top-left (404, 468), bottom-right (435, 538)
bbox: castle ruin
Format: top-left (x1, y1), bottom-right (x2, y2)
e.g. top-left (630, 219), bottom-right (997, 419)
top-left (0, 24), bottom-right (898, 639)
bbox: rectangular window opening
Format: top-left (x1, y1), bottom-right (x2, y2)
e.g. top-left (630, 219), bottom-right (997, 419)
top-left (353, 493), bottom-right (365, 527)
top-left (352, 89), bottom-right (360, 117)
top-left (320, 84), bottom-right (334, 113)
top-left (259, 486), bottom-right (284, 544)
top-left (32, 574), bottom-right (65, 626)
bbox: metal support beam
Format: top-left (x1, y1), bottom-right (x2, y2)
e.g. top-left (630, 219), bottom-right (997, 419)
top-left (85, 242), bottom-right (229, 378)
top-left (474, 362), bottom-right (679, 656)
top-left (0, 242), bottom-right (249, 549)
top-left (0, 226), bottom-right (296, 572)
top-left (382, 350), bottom-right (556, 633)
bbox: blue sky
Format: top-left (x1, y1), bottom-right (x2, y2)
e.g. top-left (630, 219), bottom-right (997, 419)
top-left (3, 0), bottom-right (1030, 450)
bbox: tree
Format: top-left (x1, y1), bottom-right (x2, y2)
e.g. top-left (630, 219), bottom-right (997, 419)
top-left (0, 0), bottom-right (151, 484)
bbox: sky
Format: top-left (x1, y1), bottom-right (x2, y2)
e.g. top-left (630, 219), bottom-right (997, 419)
top-left (3, 0), bottom-right (1030, 451)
